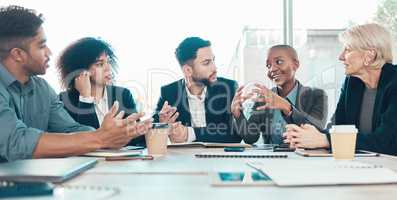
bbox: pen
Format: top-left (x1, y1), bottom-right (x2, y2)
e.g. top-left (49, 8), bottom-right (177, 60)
top-left (105, 155), bottom-right (154, 161)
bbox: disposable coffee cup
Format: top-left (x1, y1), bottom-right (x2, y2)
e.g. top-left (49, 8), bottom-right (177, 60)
top-left (145, 123), bottom-right (169, 156)
top-left (329, 125), bottom-right (358, 160)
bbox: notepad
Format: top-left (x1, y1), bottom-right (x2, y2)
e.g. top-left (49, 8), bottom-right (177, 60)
top-left (195, 152), bottom-right (288, 158)
top-left (295, 148), bottom-right (380, 157)
top-left (247, 159), bottom-right (397, 186)
top-left (82, 148), bottom-right (142, 157)
top-left (169, 142), bottom-right (252, 148)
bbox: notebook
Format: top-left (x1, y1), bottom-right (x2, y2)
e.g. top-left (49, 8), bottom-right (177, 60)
top-left (195, 152), bottom-right (288, 158)
top-left (295, 148), bottom-right (380, 157)
top-left (0, 157), bottom-right (97, 183)
top-left (169, 142), bottom-right (252, 148)
top-left (82, 148), bottom-right (143, 157)
top-left (247, 159), bottom-right (397, 186)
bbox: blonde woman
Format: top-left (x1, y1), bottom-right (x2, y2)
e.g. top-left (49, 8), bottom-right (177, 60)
top-left (284, 23), bottom-right (397, 155)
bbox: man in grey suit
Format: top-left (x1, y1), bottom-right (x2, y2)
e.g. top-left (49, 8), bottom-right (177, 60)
top-left (232, 45), bottom-right (328, 144)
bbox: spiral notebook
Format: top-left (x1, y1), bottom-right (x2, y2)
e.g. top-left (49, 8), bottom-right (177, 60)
top-left (169, 142), bottom-right (252, 148)
top-left (195, 152), bottom-right (288, 158)
top-left (248, 159), bottom-right (397, 186)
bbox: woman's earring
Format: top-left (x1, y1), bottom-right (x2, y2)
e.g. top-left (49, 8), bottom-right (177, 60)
top-left (364, 60), bottom-right (369, 66)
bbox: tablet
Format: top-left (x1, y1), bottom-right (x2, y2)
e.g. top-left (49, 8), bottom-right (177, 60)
top-left (295, 148), bottom-right (380, 157)
top-left (210, 171), bottom-right (273, 186)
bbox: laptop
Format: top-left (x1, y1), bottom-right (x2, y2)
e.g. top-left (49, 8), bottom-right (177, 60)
top-left (0, 157), bottom-right (97, 183)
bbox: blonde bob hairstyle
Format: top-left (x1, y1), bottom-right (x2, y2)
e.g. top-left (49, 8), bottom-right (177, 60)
top-left (339, 23), bottom-right (393, 68)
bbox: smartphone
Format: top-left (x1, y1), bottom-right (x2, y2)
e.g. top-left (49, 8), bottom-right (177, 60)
top-left (273, 144), bottom-right (295, 152)
top-left (152, 122), bottom-right (169, 129)
top-left (0, 182), bottom-right (53, 198)
top-left (123, 146), bottom-right (145, 150)
top-left (224, 147), bottom-right (245, 152)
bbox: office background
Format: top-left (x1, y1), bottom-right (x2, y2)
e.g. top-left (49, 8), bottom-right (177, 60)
top-left (3, 0), bottom-right (397, 123)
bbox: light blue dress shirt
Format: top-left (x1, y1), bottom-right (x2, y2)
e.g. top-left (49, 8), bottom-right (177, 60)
top-left (0, 63), bottom-right (94, 161)
top-left (269, 84), bottom-right (298, 144)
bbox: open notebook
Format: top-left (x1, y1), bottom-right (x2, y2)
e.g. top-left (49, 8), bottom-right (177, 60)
top-left (248, 159), bottom-right (397, 186)
top-left (168, 142), bottom-right (252, 148)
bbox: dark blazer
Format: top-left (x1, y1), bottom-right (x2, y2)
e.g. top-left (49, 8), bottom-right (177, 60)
top-left (326, 63), bottom-right (397, 155)
top-left (59, 85), bottom-right (145, 146)
top-left (153, 77), bottom-right (242, 143)
top-left (238, 81), bottom-right (328, 144)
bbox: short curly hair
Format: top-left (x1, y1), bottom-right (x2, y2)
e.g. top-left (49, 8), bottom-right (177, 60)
top-left (56, 37), bottom-right (118, 89)
top-left (0, 5), bottom-right (44, 60)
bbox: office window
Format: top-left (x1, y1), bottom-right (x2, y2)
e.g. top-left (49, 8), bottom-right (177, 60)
top-left (5, 1), bottom-right (394, 117)
top-left (293, 0), bottom-right (396, 121)
top-left (3, 0), bottom-right (282, 111)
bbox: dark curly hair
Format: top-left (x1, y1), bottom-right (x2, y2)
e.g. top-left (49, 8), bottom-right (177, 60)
top-left (0, 5), bottom-right (44, 60)
top-left (56, 37), bottom-right (118, 89)
top-left (175, 37), bottom-right (211, 67)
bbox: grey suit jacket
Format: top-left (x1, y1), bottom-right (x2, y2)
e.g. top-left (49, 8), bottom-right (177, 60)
top-left (235, 81), bottom-right (328, 144)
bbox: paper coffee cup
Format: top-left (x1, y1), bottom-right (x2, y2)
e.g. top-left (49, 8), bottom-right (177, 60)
top-left (145, 123), bottom-right (169, 156)
top-left (330, 125), bottom-right (358, 160)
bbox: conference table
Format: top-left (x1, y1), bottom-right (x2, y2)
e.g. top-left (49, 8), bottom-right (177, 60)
top-left (22, 147), bottom-right (397, 200)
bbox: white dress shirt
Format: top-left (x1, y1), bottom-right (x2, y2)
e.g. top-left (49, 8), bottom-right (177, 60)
top-left (79, 87), bottom-right (109, 126)
top-left (184, 85), bottom-right (208, 142)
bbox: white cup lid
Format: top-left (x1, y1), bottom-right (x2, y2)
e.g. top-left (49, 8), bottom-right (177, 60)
top-left (330, 125), bottom-right (358, 134)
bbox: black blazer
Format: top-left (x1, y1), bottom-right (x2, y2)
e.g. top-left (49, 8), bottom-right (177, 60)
top-left (153, 77), bottom-right (242, 143)
top-left (327, 63), bottom-right (397, 155)
top-left (59, 85), bottom-right (145, 146)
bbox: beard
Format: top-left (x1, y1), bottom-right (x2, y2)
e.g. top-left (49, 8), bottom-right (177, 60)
top-left (192, 76), bottom-right (211, 87)
top-left (24, 62), bottom-right (47, 76)
top-left (191, 71), bottom-right (217, 87)
top-left (24, 54), bottom-right (49, 76)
